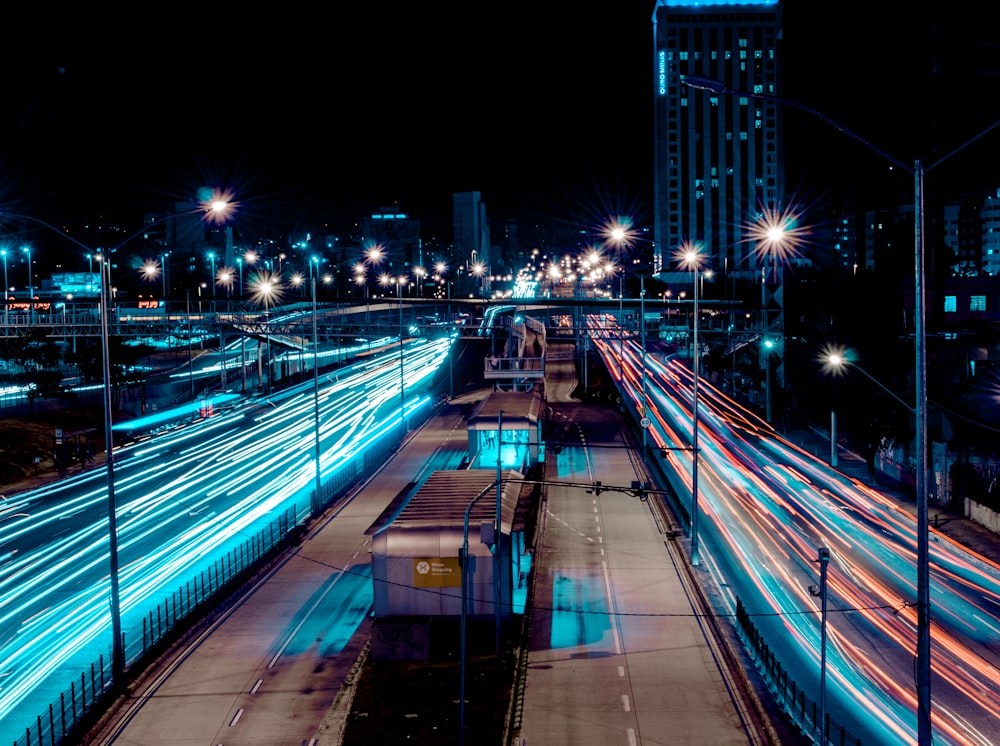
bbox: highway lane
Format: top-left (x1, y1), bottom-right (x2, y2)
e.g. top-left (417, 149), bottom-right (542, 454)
top-left (588, 314), bottom-right (1000, 745)
top-left (0, 336), bottom-right (451, 746)
top-left (90, 390), bottom-right (484, 745)
top-left (518, 356), bottom-right (767, 746)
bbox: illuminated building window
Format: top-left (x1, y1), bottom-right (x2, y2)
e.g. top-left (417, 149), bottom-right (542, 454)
top-left (944, 296), bottom-right (956, 313)
top-left (970, 295), bottom-right (987, 311)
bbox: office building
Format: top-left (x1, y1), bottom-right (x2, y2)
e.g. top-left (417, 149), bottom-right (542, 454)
top-left (651, 0), bottom-right (783, 281)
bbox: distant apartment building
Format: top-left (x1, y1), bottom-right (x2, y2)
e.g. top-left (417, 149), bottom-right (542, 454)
top-left (453, 191), bottom-right (491, 297)
top-left (360, 207), bottom-right (423, 279)
top-left (651, 0), bottom-right (783, 280)
top-left (980, 189), bottom-right (1000, 277)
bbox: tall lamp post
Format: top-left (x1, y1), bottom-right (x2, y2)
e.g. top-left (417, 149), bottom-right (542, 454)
top-left (606, 218), bottom-right (635, 405)
top-left (311, 276), bottom-right (322, 517)
top-left (381, 272), bottom-right (408, 430)
top-left (250, 273), bottom-right (279, 395)
top-left (1, 198), bottom-right (231, 688)
top-left (809, 547), bottom-right (831, 743)
top-left (1, 249), bottom-right (7, 324)
top-left (207, 252), bottom-right (216, 298)
top-left (397, 275), bottom-right (407, 430)
top-left (677, 242), bottom-right (706, 566)
top-left (160, 252), bottom-right (170, 299)
top-left (96, 251), bottom-right (125, 681)
top-left (22, 246), bottom-right (33, 324)
top-left (683, 74), bottom-right (1000, 744)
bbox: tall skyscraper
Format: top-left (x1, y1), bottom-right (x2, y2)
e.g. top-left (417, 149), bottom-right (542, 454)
top-left (651, 0), bottom-right (783, 281)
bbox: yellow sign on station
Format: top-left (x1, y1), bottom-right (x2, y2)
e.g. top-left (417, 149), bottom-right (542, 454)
top-left (412, 557), bottom-right (461, 587)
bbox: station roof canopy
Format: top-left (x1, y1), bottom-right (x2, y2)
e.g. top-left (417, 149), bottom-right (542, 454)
top-left (468, 389), bottom-right (542, 430)
top-left (368, 469), bottom-right (524, 536)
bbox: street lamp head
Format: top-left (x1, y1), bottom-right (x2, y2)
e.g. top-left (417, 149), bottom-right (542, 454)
top-left (819, 344), bottom-right (851, 376)
top-left (217, 267), bottom-right (235, 290)
top-left (365, 244), bottom-right (385, 266)
top-left (249, 271), bottom-right (282, 309)
top-left (199, 188), bottom-right (237, 224)
top-left (140, 260), bottom-right (160, 282)
top-left (746, 204), bottom-right (809, 263)
top-left (675, 241), bottom-right (706, 271)
top-left (603, 217), bottom-right (636, 253)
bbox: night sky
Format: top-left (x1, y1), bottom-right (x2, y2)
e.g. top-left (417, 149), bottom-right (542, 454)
top-left (1, 4), bottom-right (998, 239)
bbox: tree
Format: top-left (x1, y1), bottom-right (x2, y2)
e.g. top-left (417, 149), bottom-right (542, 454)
top-left (64, 336), bottom-right (155, 410)
top-left (0, 329), bottom-right (70, 414)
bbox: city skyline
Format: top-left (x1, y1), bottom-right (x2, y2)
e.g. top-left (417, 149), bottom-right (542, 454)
top-left (1, 5), bottom-right (998, 253)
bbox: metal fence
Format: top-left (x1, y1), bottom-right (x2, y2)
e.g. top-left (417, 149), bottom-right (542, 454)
top-left (735, 597), bottom-right (863, 746)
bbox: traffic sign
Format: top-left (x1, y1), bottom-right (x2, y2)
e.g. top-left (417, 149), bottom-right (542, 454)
top-left (640, 417), bottom-right (651, 429)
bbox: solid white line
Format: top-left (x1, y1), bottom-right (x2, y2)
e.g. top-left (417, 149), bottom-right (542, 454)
top-left (601, 559), bottom-right (622, 654)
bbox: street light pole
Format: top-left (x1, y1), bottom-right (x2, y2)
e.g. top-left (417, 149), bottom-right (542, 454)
top-left (691, 261), bottom-right (701, 566)
top-left (23, 246), bottom-right (33, 324)
top-left (680, 76), bottom-right (1000, 743)
top-left (678, 243), bottom-right (704, 566)
top-left (312, 276), bottom-right (322, 517)
top-left (495, 410), bottom-right (503, 658)
top-left (97, 253), bottom-right (125, 683)
top-left (1, 249), bottom-right (7, 325)
top-left (811, 546), bottom-right (831, 744)
top-left (398, 277), bottom-right (406, 431)
top-left (640, 273), bottom-right (649, 455)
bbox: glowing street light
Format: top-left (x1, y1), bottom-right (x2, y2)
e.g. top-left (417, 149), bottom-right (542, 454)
top-left (217, 266), bottom-right (235, 297)
top-left (207, 252), bottom-right (217, 297)
top-left (140, 259), bottom-right (160, 288)
top-left (470, 260), bottom-right (486, 297)
top-left (605, 218), bottom-right (637, 402)
top-left (249, 271), bottom-right (281, 395)
top-left (821, 345), bottom-right (915, 468)
top-left (364, 243), bottom-right (385, 268)
top-left (677, 241), bottom-right (707, 566)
